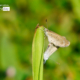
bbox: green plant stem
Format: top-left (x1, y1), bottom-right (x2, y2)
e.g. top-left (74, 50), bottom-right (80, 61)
top-left (32, 25), bottom-right (44, 80)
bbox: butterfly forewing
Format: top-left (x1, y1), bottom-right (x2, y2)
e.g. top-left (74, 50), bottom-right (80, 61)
top-left (45, 28), bottom-right (70, 47)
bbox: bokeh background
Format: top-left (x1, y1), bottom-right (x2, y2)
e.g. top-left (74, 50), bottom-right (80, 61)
top-left (0, 0), bottom-right (80, 80)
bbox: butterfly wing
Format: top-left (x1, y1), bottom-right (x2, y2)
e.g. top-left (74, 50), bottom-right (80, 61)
top-left (44, 43), bottom-right (58, 61)
top-left (46, 30), bottom-right (70, 47)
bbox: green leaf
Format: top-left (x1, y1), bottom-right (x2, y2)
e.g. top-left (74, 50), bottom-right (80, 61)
top-left (32, 25), bottom-right (44, 80)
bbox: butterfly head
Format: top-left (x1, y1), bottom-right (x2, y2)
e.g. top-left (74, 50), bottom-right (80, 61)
top-left (44, 28), bottom-right (49, 36)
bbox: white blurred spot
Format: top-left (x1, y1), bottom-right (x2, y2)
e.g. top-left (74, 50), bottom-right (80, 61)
top-left (6, 66), bottom-right (16, 77)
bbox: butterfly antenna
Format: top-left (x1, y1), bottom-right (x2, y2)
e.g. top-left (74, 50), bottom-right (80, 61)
top-left (45, 19), bottom-right (48, 29)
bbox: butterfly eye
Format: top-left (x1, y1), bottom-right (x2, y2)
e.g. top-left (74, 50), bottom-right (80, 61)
top-left (46, 29), bottom-right (48, 31)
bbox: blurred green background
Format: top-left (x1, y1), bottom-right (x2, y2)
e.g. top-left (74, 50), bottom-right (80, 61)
top-left (0, 0), bottom-right (80, 80)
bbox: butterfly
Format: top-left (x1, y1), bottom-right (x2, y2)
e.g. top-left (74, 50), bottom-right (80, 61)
top-left (44, 28), bottom-right (70, 62)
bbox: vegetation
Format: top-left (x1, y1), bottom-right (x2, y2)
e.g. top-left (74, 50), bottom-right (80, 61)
top-left (0, 0), bottom-right (80, 80)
